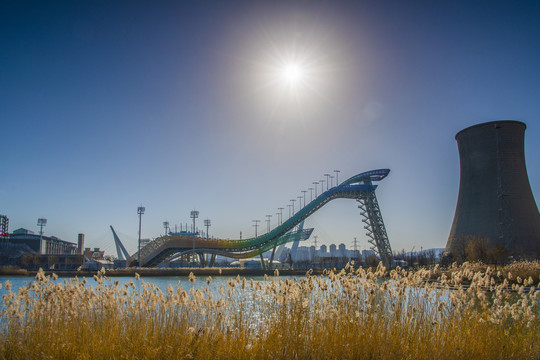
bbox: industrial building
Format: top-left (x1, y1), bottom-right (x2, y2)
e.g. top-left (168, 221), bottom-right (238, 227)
top-left (446, 120), bottom-right (540, 260)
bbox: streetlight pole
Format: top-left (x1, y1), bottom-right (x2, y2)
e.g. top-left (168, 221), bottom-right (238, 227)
top-left (297, 196), bottom-right (303, 210)
top-left (324, 174), bottom-right (331, 190)
top-left (313, 182), bottom-right (318, 197)
top-left (308, 187), bottom-right (314, 202)
top-left (290, 199), bottom-right (296, 215)
top-left (278, 207), bottom-right (284, 225)
top-left (334, 170), bottom-right (340, 186)
top-left (137, 206), bottom-right (145, 266)
top-left (302, 190), bottom-right (307, 206)
top-left (266, 215), bottom-right (272, 233)
top-left (252, 220), bottom-right (261, 237)
top-left (287, 204), bottom-right (292, 218)
top-left (319, 180), bottom-right (325, 194)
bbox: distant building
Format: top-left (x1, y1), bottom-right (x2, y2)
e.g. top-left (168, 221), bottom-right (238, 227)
top-left (362, 249), bottom-right (376, 259)
top-left (84, 247), bottom-right (105, 260)
top-left (338, 243), bottom-right (346, 257)
top-left (309, 246), bottom-right (316, 261)
top-left (8, 228), bottom-right (78, 255)
top-left (329, 244), bottom-right (337, 257)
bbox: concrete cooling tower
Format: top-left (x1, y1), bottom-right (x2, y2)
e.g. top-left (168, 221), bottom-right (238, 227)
top-left (446, 120), bottom-right (540, 259)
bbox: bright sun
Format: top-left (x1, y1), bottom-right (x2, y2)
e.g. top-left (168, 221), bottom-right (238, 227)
top-left (279, 62), bottom-right (305, 87)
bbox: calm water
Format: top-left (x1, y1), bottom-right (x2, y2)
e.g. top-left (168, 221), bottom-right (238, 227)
top-left (0, 274), bottom-right (295, 299)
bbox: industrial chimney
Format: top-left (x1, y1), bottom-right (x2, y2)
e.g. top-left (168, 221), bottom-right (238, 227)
top-left (78, 233), bottom-right (85, 255)
top-left (446, 120), bottom-right (540, 259)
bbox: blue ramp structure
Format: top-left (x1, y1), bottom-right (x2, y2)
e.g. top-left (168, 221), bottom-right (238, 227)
top-left (129, 169), bottom-right (393, 267)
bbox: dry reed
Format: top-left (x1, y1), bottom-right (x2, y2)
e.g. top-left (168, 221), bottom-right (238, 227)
top-left (0, 262), bottom-right (538, 359)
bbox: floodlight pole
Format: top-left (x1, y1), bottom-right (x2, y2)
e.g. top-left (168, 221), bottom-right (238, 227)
top-left (190, 210), bottom-right (199, 266)
top-left (37, 218), bottom-right (47, 254)
top-left (190, 210), bottom-right (199, 233)
top-left (204, 219), bottom-right (211, 239)
top-left (137, 206), bottom-right (145, 266)
top-left (163, 221), bottom-right (169, 236)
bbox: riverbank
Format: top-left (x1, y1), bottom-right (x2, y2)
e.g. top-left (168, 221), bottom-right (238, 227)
top-left (0, 266), bottom-right (324, 278)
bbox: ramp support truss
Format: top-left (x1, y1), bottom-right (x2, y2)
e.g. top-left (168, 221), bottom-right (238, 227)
top-left (357, 190), bottom-right (392, 266)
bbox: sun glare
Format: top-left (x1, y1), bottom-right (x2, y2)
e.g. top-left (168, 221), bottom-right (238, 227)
top-left (280, 63), bottom-right (304, 86)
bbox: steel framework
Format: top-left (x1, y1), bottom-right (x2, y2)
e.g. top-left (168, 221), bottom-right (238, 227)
top-left (358, 191), bottom-right (392, 266)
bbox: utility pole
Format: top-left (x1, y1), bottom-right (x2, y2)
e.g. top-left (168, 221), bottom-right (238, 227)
top-left (352, 237), bottom-right (359, 251)
top-left (252, 220), bottom-right (261, 237)
top-left (352, 237), bottom-right (360, 261)
top-left (137, 206), bottom-right (145, 266)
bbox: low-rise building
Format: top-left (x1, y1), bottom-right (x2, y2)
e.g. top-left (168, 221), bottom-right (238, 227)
top-left (8, 228), bottom-right (78, 255)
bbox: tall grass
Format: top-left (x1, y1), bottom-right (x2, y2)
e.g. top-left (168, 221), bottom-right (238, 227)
top-left (0, 262), bottom-right (538, 359)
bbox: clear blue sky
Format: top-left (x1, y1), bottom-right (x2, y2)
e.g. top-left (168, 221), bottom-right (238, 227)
top-left (2, 0), bottom-right (539, 256)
